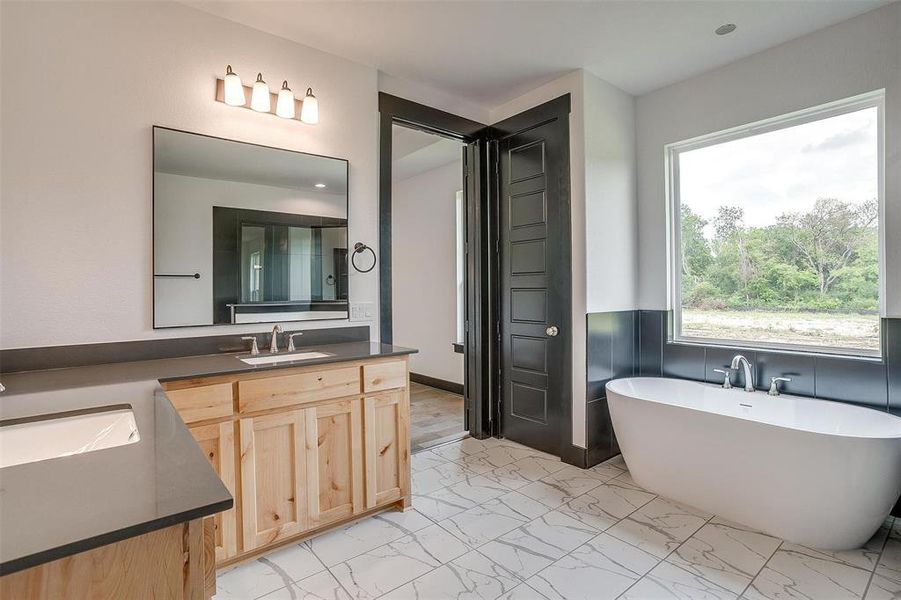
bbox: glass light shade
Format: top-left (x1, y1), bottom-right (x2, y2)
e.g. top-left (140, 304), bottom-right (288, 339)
top-left (223, 65), bottom-right (245, 106)
top-left (250, 73), bottom-right (271, 113)
top-left (276, 81), bottom-right (295, 119)
top-left (300, 88), bottom-right (319, 124)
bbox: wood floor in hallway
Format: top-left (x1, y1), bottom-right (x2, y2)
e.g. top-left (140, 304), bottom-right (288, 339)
top-left (410, 382), bottom-right (465, 452)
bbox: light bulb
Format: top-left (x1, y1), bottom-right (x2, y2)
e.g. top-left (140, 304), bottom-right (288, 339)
top-left (223, 65), bottom-right (245, 106)
top-left (250, 73), bottom-right (270, 113)
top-left (300, 88), bottom-right (319, 124)
top-left (276, 81), bottom-right (295, 119)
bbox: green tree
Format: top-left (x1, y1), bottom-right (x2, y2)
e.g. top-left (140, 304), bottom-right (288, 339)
top-left (712, 206), bottom-right (755, 304)
top-left (777, 198), bottom-right (878, 296)
top-left (680, 204), bottom-right (712, 280)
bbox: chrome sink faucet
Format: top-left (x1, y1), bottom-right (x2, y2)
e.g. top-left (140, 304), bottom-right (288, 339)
top-left (712, 368), bottom-right (734, 389)
top-left (730, 354), bottom-right (755, 392)
top-left (287, 331), bottom-right (303, 352)
top-left (241, 336), bottom-right (260, 355)
top-left (769, 376), bottom-right (792, 396)
top-left (270, 324), bottom-right (283, 353)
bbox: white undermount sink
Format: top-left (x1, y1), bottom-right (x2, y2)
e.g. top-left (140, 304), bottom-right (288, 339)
top-left (239, 351), bottom-right (332, 366)
top-left (0, 407), bottom-right (140, 469)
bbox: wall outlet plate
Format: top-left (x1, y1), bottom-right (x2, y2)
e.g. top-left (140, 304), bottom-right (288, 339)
top-left (350, 302), bottom-right (375, 322)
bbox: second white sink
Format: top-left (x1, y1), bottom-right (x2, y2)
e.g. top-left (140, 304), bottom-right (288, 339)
top-left (0, 406), bottom-right (140, 469)
top-left (240, 351), bottom-right (332, 366)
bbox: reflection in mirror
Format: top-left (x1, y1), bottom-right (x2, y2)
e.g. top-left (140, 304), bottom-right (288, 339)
top-left (153, 127), bottom-right (349, 327)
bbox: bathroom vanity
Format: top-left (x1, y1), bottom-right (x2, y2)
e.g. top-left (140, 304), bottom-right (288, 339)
top-left (161, 352), bottom-right (412, 566)
top-left (0, 340), bottom-right (415, 599)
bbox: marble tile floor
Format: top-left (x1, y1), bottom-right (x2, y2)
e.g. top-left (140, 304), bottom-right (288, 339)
top-left (214, 436), bottom-right (901, 600)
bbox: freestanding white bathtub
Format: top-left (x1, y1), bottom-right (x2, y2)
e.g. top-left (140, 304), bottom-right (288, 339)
top-left (606, 377), bottom-right (901, 550)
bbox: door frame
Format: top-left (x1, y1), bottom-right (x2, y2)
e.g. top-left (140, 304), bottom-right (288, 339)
top-left (377, 93), bottom-right (493, 438)
top-left (490, 95), bottom-right (574, 461)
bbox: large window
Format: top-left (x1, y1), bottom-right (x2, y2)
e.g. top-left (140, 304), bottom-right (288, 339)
top-left (668, 92), bottom-right (883, 356)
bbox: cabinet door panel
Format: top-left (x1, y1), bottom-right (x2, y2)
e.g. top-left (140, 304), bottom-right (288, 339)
top-left (239, 411), bottom-right (307, 550)
top-left (364, 391), bottom-right (410, 508)
top-left (304, 400), bottom-right (364, 526)
top-left (190, 422), bottom-right (238, 561)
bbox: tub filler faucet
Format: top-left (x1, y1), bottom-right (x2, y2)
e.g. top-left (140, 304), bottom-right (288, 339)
top-left (730, 355), bottom-right (755, 392)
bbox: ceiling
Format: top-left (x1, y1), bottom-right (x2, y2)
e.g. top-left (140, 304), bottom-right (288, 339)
top-left (154, 128), bottom-right (348, 193)
top-left (188, 1), bottom-right (891, 107)
top-left (392, 125), bottom-right (463, 181)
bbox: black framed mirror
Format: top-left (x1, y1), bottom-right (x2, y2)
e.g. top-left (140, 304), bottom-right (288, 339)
top-left (152, 127), bottom-right (349, 328)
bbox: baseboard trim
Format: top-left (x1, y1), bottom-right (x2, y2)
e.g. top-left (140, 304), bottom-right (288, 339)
top-left (410, 372), bottom-right (464, 395)
top-left (560, 444), bottom-right (587, 468)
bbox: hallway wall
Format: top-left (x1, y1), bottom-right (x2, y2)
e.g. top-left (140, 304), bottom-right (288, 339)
top-left (392, 161), bottom-right (464, 385)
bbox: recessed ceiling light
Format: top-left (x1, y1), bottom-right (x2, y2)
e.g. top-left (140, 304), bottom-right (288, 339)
top-left (314, 183), bottom-right (326, 188)
top-left (715, 23), bottom-right (737, 36)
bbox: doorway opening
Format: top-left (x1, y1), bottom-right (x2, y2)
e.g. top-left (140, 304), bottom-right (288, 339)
top-left (379, 93), bottom-right (573, 460)
top-left (390, 124), bottom-right (467, 452)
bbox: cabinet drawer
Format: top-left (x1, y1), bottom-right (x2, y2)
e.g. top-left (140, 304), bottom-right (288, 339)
top-left (238, 367), bottom-right (361, 413)
top-left (165, 383), bottom-right (234, 424)
top-left (363, 361), bottom-right (407, 393)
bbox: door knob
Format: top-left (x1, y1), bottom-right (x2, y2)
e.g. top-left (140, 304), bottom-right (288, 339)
top-left (545, 325), bottom-right (559, 337)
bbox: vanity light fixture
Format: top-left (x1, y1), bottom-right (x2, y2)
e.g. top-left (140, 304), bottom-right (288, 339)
top-left (276, 81), bottom-right (295, 119)
top-left (223, 65), bottom-right (245, 106)
top-left (300, 88), bottom-right (319, 124)
top-left (250, 73), bottom-right (271, 112)
top-left (216, 65), bottom-right (319, 125)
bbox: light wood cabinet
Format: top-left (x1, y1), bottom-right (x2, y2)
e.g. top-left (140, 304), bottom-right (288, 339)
top-left (238, 366), bottom-right (360, 414)
top-left (363, 391), bottom-right (411, 509)
top-left (166, 383), bottom-right (234, 424)
top-left (189, 422), bottom-right (238, 561)
top-left (239, 410), bottom-right (309, 551)
top-left (305, 399), bottom-right (364, 527)
top-left (0, 518), bottom-right (211, 600)
top-left (363, 360), bottom-right (407, 393)
top-left (163, 356), bottom-right (410, 567)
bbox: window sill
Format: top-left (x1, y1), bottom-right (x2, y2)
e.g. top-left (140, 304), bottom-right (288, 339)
top-left (668, 337), bottom-right (884, 364)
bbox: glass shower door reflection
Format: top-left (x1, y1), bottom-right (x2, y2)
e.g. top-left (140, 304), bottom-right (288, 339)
top-left (241, 224), bottom-right (265, 302)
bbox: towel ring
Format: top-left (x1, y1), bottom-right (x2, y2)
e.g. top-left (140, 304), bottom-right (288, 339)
top-left (351, 242), bottom-right (377, 273)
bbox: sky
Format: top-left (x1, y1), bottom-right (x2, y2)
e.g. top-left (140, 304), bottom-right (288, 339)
top-left (679, 106), bottom-right (878, 240)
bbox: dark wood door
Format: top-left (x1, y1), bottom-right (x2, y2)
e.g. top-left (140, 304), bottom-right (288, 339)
top-left (494, 96), bottom-right (571, 456)
top-left (463, 139), bottom-right (491, 436)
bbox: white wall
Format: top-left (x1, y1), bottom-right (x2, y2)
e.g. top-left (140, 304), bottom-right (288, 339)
top-left (0, 1), bottom-right (379, 348)
top-left (379, 72), bottom-right (491, 125)
top-left (153, 173), bottom-right (346, 326)
top-left (636, 3), bottom-right (901, 316)
top-left (584, 74), bottom-right (638, 313)
top-left (392, 161), bottom-right (464, 384)
top-left (490, 70), bottom-right (637, 448)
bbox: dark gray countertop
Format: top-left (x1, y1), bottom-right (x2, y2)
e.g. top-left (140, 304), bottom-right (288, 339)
top-left (0, 341), bottom-right (416, 575)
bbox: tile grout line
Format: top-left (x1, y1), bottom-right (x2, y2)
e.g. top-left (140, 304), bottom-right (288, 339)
top-left (554, 491), bottom-right (719, 600)
top-left (339, 447), bottom-right (550, 599)
top-left (322, 501), bottom-right (451, 600)
top-left (738, 540), bottom-right (784, 599)
top-left (860, 516), bottom-right (895, 600)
